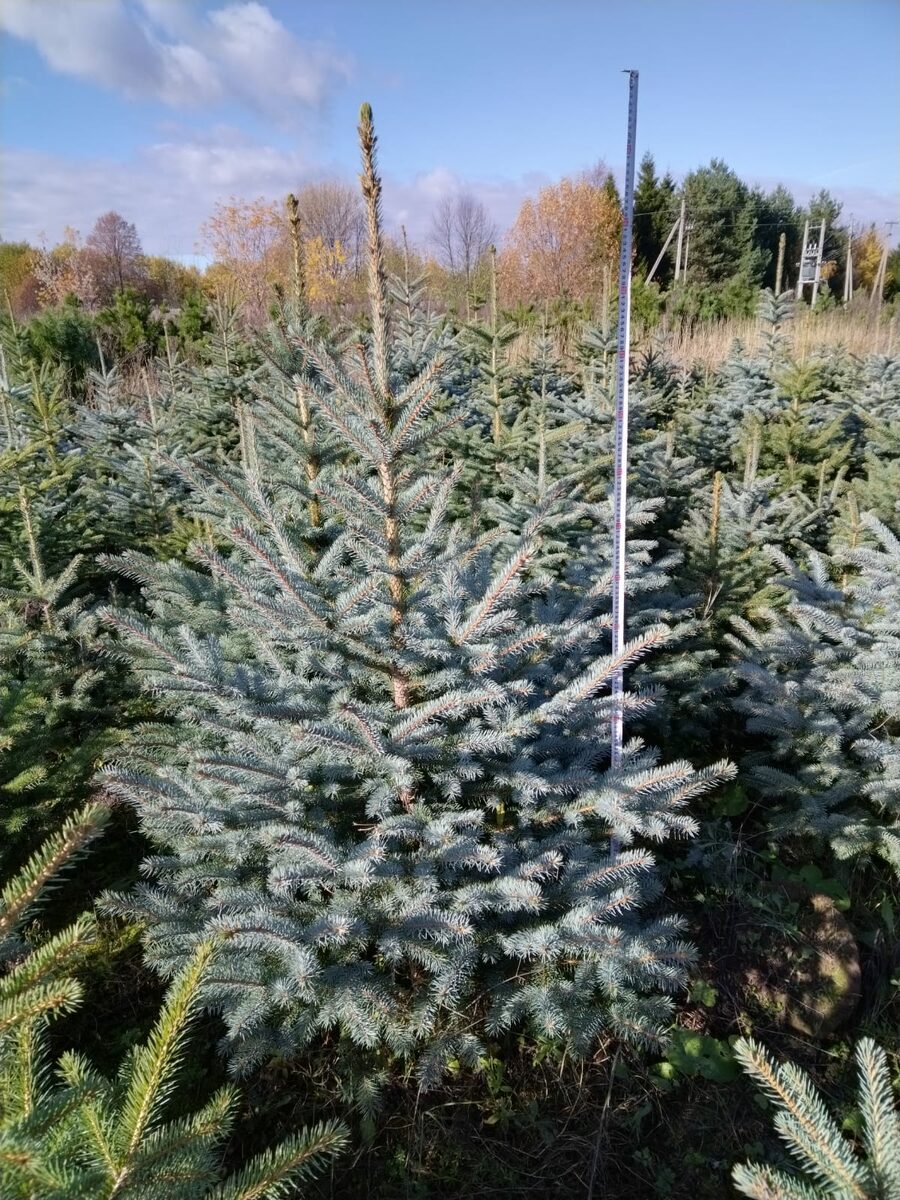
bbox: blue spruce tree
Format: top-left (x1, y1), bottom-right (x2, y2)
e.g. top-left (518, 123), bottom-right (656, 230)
top-left (100, 105), bottom-right (733, 1085)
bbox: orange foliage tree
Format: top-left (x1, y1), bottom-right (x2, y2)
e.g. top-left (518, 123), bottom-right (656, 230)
top-left (500, 170), bottom-right (622, 305)
top-left (34, 227), bottom-right (98, 309)
top-left (199, 197), bottom-right (287, 324)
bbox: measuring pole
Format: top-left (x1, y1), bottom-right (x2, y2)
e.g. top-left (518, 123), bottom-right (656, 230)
top-left (610, 69), bottom-right (638, 856)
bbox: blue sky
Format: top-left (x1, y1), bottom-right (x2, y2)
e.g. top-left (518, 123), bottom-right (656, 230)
top-left (1, 0), bottom-right (898, 256)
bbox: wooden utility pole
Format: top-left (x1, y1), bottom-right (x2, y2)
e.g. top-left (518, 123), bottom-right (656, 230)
top-left (682, 222), bottom-right (692, 285)
top-left (674, 193), bottom-right (686, 282)
top-left (795, 218), bottom-right (810, 298)
top-left (645, 215), bottom-right (680, 285)
top-left (842, 221), bottom-right (853, 304)
top-left (810, 220), bottom-right (826, 307)
top-left (870, 242), bottom-right (890, 311)
top-left (796, 219), bottom-right (825, 304)
top-left (774, 231), bottom-right (786, 294)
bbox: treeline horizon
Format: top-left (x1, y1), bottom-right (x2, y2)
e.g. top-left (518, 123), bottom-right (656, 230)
top-left (1, 151), bottom-right (897, 373)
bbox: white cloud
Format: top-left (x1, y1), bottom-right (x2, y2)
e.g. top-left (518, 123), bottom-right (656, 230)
top-left (0, 0), bottom-right (350, 121)
top-left (383, 168), bottom-right (547, 248)
top-left (751, 174), bottom-right (900, 245)
top-left (0, 130), bottom-right (309, 256)
top-left (0, 131), bottom-right (543, 256)
top-left (5, 129), bottom-right (891, 262)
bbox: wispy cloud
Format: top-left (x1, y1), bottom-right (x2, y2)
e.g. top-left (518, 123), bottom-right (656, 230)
top-left (3, 128), bottom-right (895, 258)
top-left (0, 131), bottom-right (545, 255)
top-left (0, 0), bottom-right (351, 122)
top-left (383, 168), bottom-right (548, 248)
top-left (0, 129), bottom-right (308, 254)
top-left (751, 173), bottom-right (900, 241)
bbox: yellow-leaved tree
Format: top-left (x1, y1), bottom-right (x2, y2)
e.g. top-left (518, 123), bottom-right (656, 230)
top-left (199, 197), bottom-right (287, 324)
top-left (305, 236), bottom-right (348, 307)
top-left (853, 224), bottom-right (886, 291)
top-left (500, 168), bottom-right (622, 305)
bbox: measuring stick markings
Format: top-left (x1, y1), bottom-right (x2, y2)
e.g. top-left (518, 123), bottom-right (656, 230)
top-left (609, 70), bottom-right (638, 856)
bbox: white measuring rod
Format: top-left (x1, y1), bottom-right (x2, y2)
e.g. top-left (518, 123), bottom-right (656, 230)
top-left (610, 69), bottom-right (639, 855)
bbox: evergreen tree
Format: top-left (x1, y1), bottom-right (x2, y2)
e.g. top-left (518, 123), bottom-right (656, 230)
top-left (728, 520), bottom-right (900, 873)
top-left (100, 104), bottom-right (733, 1085)
top-left (0, 467), bottom-right (144, 864)
top-left (633, 154), bottom-right (676, 284)
top-left (0, 338), bottom-right (168, 863)
top-left (0, 802), bottom-right (107, 1033)
top-left (0, 809), bottom-right (348, 1199)
top-left (465, 246), bottom-right (518, 447)
top-left (754, 185), bottom-right (802, 292)
top-left (682, 159), bottom-right (767, 287)
top-left (733, 1037), bottom-right (900, 1199)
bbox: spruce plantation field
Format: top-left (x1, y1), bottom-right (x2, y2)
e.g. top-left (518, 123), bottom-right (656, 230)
top-left (2, 105), bottom-right (900, 1200)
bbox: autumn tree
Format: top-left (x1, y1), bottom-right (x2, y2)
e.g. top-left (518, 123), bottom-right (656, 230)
top-left (430, 192), bottom-right (497, 302)
top-left (33, 227), bottom-right (98, 310)
top-left (501, 169), bottom-right (622, 304)
top-left (304, 237), bottom-right (351, 307)
top-left (0, 240), bottom-right (39, 317)
top-left (142, 254), bottom-right (203, 308)
top-left (85, 210), bottom-right (144, 299)
top-left (199, 196), bottom-right (287, 324)
top-left (851, 224), bottom-right (885, 292)
top-left (293, 180), bottom-right (364, 276)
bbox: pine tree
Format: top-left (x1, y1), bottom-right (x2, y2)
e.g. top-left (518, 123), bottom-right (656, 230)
top-left (465, 246), bottom-right (518, 447)
top-left (760, 362), bottom-right (851, 500)
top-left (72, 364), bottom-right (195, 557)
top-left (682, 160), bottom-right (767, 287)
top-left (854, 356), bottom-right (900, 524)
top-left (0, 809), bottom-right (348, 1199)
top-left (838, 513), bottom-right (900, 868)
top-left (99, 104), bottom-right (734, 1085)
top-left (0, 802), bottom-right (107, 1033)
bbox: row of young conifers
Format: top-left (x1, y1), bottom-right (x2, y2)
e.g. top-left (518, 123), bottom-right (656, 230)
top-left (1, 106), bottom-right (898, 1197)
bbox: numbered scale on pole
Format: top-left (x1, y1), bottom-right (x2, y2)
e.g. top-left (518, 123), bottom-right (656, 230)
top-left (609, 69), bottom-right (638, 856)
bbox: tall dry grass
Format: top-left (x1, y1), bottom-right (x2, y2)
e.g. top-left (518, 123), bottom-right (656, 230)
top-left (655, 306), bottom-right (897, 371)
top-left (507, 303), bottom-right (898, 374)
